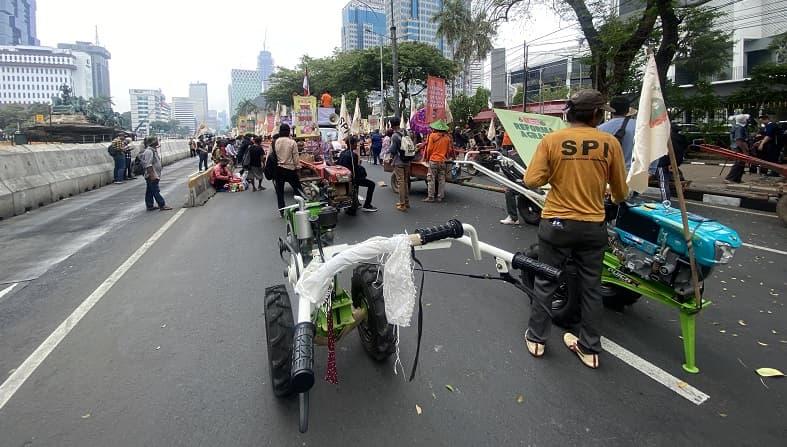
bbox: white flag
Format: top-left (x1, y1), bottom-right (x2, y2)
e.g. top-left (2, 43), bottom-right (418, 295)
top-left (486, 118), bottom-right (496, 143)
top-left (628, 52), bottom-right (670, 193)
top-left (351, 97), bottom-right (361, 135)
top-left (337, 95), bottom-right (351, 141)
top-left (444, 97), bottom-right (453, 125)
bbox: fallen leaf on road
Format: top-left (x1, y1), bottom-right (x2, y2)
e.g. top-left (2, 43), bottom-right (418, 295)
top-left (719, 330), bottom-right (726, 333)
top-left (757, 341), bottom-right (768, 346)
top-left (445, 385), bottom-right (455, 392)
top-left (732, 334), bottom-right (739, 337)
top-left (712, 322), bottom-right (720, 326)
top-left (155, 346), bottom-right (161, 350)
top-left (772, 330), bottom-right (778, 334)
top-left (677, 381), bottom-right (688, 389)
top-left (755, 368), bottom-right (784, 377)
top-left (81, 413), bottom-right (91, 419)
top-left (516, 394), bottom-right (524, 404)
top-left (738, 320), bottom-right (747, 326)
top-left (722, 288), bottom-right (727, 291)
top-left (415, 404), bottom-right (422, 415)
top-left (719, 413), bottom-right (727, 418)
top-left (161, 324), bottom-right (167, 328)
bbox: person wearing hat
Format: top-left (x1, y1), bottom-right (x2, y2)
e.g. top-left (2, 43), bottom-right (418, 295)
top-left (122, 137), bottom-right (136, 180)
top-left (598, 96), bottom-right (637, 171)
top-left (423, 119), bottom-right (453, 202)
top-left (523, 89), bottom-right (628, 369)
top-left (139, 136), bottom-right (173, 211)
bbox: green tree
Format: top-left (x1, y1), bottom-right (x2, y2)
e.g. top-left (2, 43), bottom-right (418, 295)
top-left (120, 111), bottom-right (131, 129)
top-left (449, 87), bottom-right (490, 125)
top-left (727, 63), bottom-right (787, 112)
top-left (0, 103), bottom-right (50, 130)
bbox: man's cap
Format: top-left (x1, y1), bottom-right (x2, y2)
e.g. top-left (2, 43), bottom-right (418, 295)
top-left (609, 96), bottom-right (637, 116)
top-left (759, 113), bottom-right (770, 119)
top-left (566, 89), bottom-right (615, 113)
top-left (430, 119), bottom-right (449, 131)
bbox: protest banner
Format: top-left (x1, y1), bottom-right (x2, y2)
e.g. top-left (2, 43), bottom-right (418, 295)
top-left (494, 109), bottom-right (566, 164)
top-left (292, 95), bottom-right (319, 137)
top-left (426, 76), bottom-right (446, 123)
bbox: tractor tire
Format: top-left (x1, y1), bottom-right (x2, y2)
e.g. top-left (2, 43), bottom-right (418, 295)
top-left (466, 164), bottom-right (478, 176)
top-left (264, 285), bottom-right (295, 397)
top-left (351, 264), bottom-right (396, 361)
top-left (777, 194), bottom-right (787, 227)
top-left (520, 244), bottom-right (580, 328)
top-left (517, 196), bottom-right (542, 226)
top-left (600, 284), bottom-right (641, 312)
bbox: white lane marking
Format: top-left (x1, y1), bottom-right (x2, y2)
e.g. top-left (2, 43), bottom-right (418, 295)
top-left (742, 243), bottom-right (787, 256)
top-left (601, 336), bottom-right (710, 405)
top-left (685, 200), bottom-right (777, 218)
top-left (0, 283), bottom-right (18, 300)
top-left (0, 208), bottom-right (186, 411)
top-left (702, 194), bottom-right (741, 207)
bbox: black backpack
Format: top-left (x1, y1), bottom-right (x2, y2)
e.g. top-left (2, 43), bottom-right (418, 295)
top-left (131, 155), bottom-right (145, 176)
top-left (263, 145), bottom-right (278, 180)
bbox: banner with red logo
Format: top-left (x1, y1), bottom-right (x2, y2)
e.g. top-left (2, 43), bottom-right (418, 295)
top-left (494, 109), bottom-right (566, 164)
top-left (426, 76), bottom-right (446, 123)
top-left (292, 95), bottom-right (319, 137)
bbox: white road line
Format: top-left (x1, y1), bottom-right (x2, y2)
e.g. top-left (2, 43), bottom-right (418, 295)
top-left (0, 208), bottom-right (186, 411)
top-left (0, 283), bottom-right (18, 300)
top-left (742, 242), bottom-right (787, 256)
top-left (685, 200), bottom-right (777, 218)
top-left (601, 336), bottom-right (710, 406)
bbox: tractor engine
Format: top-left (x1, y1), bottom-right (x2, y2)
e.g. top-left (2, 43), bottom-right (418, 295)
top-left (607, 202), bottom-right (741, 298)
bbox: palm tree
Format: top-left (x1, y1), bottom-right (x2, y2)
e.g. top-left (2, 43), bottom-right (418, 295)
top-left (459, 10), bottom-right (496, 94)
top-left (432, 0), bottom-right (471, 96)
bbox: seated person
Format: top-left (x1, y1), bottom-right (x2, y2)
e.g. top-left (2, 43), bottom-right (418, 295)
top-left (337, 136), bottom-right (378, 212)
top-left (210, 158), bottom-right (232, 190)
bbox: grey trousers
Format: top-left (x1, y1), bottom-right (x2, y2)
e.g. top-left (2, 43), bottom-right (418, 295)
top-left (426, 161), bottom-right (447, 199)
top-left (526, 218), bottom-right (607, 353)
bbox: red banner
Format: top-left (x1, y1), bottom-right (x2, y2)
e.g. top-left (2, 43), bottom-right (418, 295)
top-left (426, 76), bottom-right (446, 123)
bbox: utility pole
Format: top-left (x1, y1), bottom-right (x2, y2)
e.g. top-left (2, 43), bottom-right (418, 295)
top-left (390, 0), bottom-right (400, 119)
top-left (522, 41), bottom-right (528, 110)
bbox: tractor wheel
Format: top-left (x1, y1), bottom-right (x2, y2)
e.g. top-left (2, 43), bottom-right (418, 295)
top-left (600, 284), bottom-right (641, 312)
top-left (517, 196), bottom-right (542, 226)
top-left (520, 244), bottom-right (579, 328)
top-left (351, 265), bottom-right (395, 361)
top-left (264, 285), bottom-right (295, 397)
top-left (466, 164), bottom-right (478, 176)
top-left (777, 194), bottom-right (787, 226)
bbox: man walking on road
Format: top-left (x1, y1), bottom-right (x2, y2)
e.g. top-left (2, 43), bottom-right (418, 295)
top-left (523, 89), bottom-right (628, 369)
top-left (140, 136), bottom-right (173, 211)
top-left (423, 119), bottom-right (452, 202)
top-left (273, 124), bottom-right (303, 215)
top-left (387, 117), bottom-right (411, 211)
top-left (123, 137), bottom-right (136, 180)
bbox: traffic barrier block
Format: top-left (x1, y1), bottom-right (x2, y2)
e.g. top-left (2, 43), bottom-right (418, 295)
top-left (184, 167), bottom-right (216, 207)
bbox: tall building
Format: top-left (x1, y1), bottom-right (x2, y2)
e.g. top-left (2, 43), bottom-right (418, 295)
top-left (129, 89), bottom-right (168, 136)
top-left (206, 109), bottom-right (218, 131)
top-left (387, 0), bottom-right (449, 58)
top-left (257, 50), bottom-right (274, 92)
top-left (217, 110), bottom-right (228, 130)
top-left (0, 45), bottom-right (91, 104)
top-left (229, 69), bottom-right (262, 117)
top-left (188, 82), bottom-right (208, 125)
top-left (170, 97), bottom-right (197, 134)
top-left (341, 0), bottom-right (386, 51)
top-left (0, 0), bottom-right (39, 46)
top-left (57, 42), bottom-right (111, 98)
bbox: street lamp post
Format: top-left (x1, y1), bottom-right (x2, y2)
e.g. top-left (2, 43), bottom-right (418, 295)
top-left (389, 0), bottom-right (400, 119)
top-left (364, 29), bottom-right (385, 118)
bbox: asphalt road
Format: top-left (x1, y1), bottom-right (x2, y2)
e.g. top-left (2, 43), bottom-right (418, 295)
top-left (0, 159), bottom-right (784, 446)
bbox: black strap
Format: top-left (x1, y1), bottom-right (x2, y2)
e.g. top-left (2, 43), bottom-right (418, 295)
top-left (408, 248), bottom-right (425, 382)
top-left (614, 116), bottom-right (632, 144)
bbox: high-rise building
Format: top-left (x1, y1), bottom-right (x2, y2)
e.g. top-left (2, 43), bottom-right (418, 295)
top-left (129, 89), bottom-right (168, 136)
top-left (0, 0), bottom-right (39, 46)
top-left (341, 0), bottom-right (386, 51)
top-left (257, 50), bottom-right (274, 92)
top-left (206, 109), bottom-right (218, 131)
top-left (57, 42), bottom-right (111, 98)
top-left (387, 0), bottom-right (449, 58)
top-left (229, 69), bottom-right (262, 117)
top-left (170, 97), bottom-right (197, 135)
top-left (188, 82), bottom-right (208, 126)
top-left (217, 110), bottom-right (228, 130)
top-left (0, 45), bottom-right (90, 104)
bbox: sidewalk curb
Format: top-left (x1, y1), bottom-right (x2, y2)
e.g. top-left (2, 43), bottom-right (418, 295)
top-left (645, 186), bottom-right (777, 213)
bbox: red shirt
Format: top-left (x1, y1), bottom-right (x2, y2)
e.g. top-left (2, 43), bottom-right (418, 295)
top-left (210, 165), bottom-right (231, 185)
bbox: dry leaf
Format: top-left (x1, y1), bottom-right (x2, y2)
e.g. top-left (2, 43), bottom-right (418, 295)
top-left (155, 346), bottom-right (161, 350)
top-left (757, 341), bottom-right (768, 346)
top-left (445, 384), bottom-right (455, 392)
top-left (772, 330), bottom-right (778, 334)
top-left (719, 413), bottom-right (727, 418)
top-left (712, 322), bottom-right (720, 326)
top-left (719, 329), bottom-right (727, 333)
top-left (677, 381), bottom-right (688, 389)
top-left (81, 413), bottom-right (91, 419)
top-left (516, 394), bottom-right (524, 404)
top-left (161, 324), bottom-right (167, 328)
top-left (415, 404), bottom-right (422, 415)
top-left (738, 320), bottom-right (747, 326)
top-left (755, 368), bottom-right (784, 377)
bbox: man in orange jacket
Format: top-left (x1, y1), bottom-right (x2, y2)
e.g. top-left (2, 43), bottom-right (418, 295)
top-left (423, 119), bottom-right (452, 202)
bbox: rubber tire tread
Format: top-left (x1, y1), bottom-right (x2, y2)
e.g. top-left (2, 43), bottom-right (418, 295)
top-left (264, 284), bottom-right (295, 397)
top-left (520, 244), bottom-right (580, 328)
top-left (351, 264), bottom-right (396, 361)
top-left (517, 196), bottom-right (542, 226)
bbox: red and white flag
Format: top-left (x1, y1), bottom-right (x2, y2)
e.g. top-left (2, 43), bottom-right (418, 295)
top-left (628, 52), bottom-right (670, 193)
top-left (302, 68), bottom-right (310, 96)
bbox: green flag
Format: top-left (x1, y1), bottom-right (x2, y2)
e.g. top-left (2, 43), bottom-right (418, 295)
top-left (494, 109), bottom-right (566, 165)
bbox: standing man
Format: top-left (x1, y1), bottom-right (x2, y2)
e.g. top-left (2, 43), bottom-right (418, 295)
top-left (246, 136), bottom-right (266, 191)
top-left (225, 137), bottom-right (237, 167)
top-left (724, 114), bottom-right (751, 184)
top-left (320, 90), bottom-right (333, 108)
top-left (370, 129), bottom-right (383, 165)
top-left (387, 117), bottom-right (411, 211)
top-left (523, 90), bottom-right (627, 369)
top-left (598, 96), bottom-right (636, 171)
top-left (110, 136), bottom-right (126, 184)
top-left (123, 137), bottom-right (136, 180)
top-left (189, 137), bottom-right (197, 157)
top-left (196, 140), bottom-right (209, 171)
top-left (140, 136), bottom-right (173, 211)
top-left (755, 114), bottom-right (780, 177)
top-left (423, 119), bottom-right (452, 203)
top-left (273, 124), bottom-right (303, 215)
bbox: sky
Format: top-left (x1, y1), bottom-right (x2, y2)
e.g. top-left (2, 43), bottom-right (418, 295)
top-left (35, 0), bottom-right (576, 114)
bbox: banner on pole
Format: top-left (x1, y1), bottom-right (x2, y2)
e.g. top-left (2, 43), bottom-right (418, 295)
top-left (292, 95), bottom-right (319, 136)
top-left (494, 109), bottom-right (567, 165)
top-left (426, 76), bottom-right (446, 123)
top-left (368, 115), bottom-right (380, 131)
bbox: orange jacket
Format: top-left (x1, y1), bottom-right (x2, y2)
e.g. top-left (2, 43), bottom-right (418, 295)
top-left (320, 93), bottom-right (333, 108)
top-left (501, 132), bottom-right (512, 146)
top-left (425, 132), bottom-right (452, 162)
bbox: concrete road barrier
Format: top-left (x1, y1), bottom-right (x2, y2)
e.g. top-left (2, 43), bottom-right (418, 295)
top-left (0, 139), bottom-right (190, 220)
top-left (184, 167), bottom-right (216, 207)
